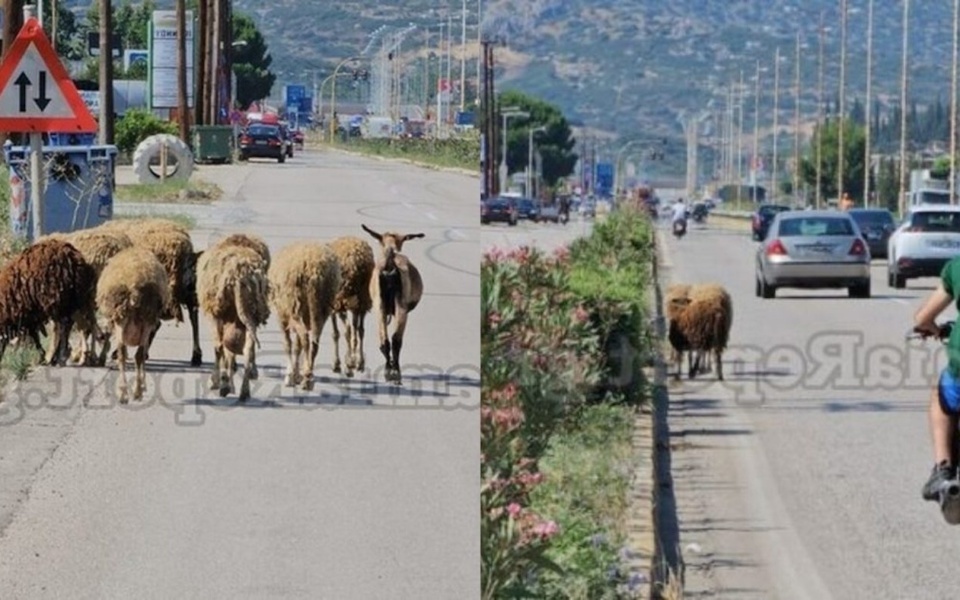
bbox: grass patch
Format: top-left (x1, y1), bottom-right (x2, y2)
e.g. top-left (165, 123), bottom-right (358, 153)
top-left (2, 344), bottom-right (41, 382)
top-left (528, 404), bottom-right (640, 599)
top-left (114, 178), bottom-right (222, 204)
top-left (114, 212), bottom-right (197, 230)
top-left (327, 136), bottom-right (479, 171)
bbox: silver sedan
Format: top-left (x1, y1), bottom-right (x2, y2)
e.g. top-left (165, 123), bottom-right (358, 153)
top-left (755, 210), bottom-right (872, 299)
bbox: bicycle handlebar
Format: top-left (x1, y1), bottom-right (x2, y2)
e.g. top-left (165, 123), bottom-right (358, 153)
top-left (906, 321), bottom-right (955, 341)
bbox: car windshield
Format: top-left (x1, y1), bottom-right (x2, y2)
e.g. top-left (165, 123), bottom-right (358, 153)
top-left (909, 211), bottom-right (960, 232)
top-left (851, 211), bottom-right (894, 227)
top-left (778, 217), bottom-right (855, 237)
top-left (759, 205), bottom-right (790, 216)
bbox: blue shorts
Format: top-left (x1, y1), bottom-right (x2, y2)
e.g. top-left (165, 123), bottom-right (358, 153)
top-left (939, 369), bottom-right (960, 415)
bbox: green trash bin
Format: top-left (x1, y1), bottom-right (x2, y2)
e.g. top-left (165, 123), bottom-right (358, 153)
top-left (192, 125), bottom-right (235, 164)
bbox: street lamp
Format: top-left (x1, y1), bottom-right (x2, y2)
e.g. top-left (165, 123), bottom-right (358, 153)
top-left (528, 126), bottom-right (546, 200)
top-left (329, 56), bottom-right (362, 142)
top-left (500, 106), bottom-right (529, 193)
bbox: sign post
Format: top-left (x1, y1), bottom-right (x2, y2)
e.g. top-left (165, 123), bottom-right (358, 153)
top-left (0, 11), bottom-right (98, 241)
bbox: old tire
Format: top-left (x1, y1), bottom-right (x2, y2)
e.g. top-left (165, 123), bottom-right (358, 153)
top-left (133, 134), bottom-right (195, 184)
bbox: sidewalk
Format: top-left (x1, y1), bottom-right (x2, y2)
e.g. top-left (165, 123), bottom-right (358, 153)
top-left (114, 162), bottom-right (252, 202)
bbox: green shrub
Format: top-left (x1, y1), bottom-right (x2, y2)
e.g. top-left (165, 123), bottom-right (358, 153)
top-left (114, 109), bottom-right (179, 155)
top-left (338, 137), bottom-right (479, 171)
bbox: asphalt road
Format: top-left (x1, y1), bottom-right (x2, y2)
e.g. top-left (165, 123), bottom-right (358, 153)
top-left (0, 148), bottom-right (479, 599)
top-left (481, 214), bottom-right (594, 255)
top-left (660, 217), bottom-right (957, 599)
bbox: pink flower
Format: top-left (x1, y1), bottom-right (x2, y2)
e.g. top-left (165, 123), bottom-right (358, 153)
top-left (492, 407), bottom-right (524, 432)
top-left (532, 520), bottom-right (560, 540)
top-left (552, 245), bottom-right (570, 263)
top-left (507, 502), bottom-right (522, 518)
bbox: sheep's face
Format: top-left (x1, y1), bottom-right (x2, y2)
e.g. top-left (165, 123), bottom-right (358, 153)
top-left (361, 224), bottom-right (424, 265)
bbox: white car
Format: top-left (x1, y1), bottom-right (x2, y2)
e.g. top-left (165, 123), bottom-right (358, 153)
top-left (887, 204), bottom-right (960, 288)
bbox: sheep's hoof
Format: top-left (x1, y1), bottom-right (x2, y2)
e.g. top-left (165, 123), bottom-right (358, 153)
top-left (283, 373), bottom-right (298, 387)
top-left (133, 386), bottom-right (144, 402)
top-left (345, 368), bottom-right (355, 378)
top-left (238, 384), bottom-right (250, 402)
top-left (219, 385), bottom-right (231, 398)
top-left (301, 377), bottom-right (314, 392)
top-left (333, 363), bottom-right (342, 374)
top-left (118, 387), bottom-right (129, 405)
top-left (191, 350), bottom-right (202, 367)
top-left (249, 365), bottom-right (259, 380)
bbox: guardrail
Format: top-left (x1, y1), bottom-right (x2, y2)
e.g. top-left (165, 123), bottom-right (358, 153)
top-left (708, 209), bottom-right (753, 220)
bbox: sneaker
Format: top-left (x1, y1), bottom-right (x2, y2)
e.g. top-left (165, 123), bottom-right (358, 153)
top-left (922, 462), bottom-right (956, 501)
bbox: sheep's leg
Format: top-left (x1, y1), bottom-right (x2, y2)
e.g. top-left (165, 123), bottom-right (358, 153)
top-left (301, 328), bottom-right (320, 392)
top-left (354, 311), bottom-right (366, 373)
top-left (210, 321), bottom-right (224, 391)
top-left (56, 319), bottom-right (74, 367)
top-left (188, 304), bottom-right (202, 367)
top-left (97, 326), bottom-right (112, 368)
top-left (331, 312), bottom-right (343, 374)
top-left (715, 349), bottom-right (723, 381)
top-left (388, 310), bottom-right (409, 384)
top-left (280, 322), bottom-right (298, 388)
top-left (343, 312), bottom-right (357, 377)
top-left (133, 344), bottom-right (147, 401)
top-left (377, 311), bottom-right (392, 380)
top-left (238, 327), bottom-right (256, 401)
top-left (117, 340), bottom-right (129, 404)
top-left (219, 348), bottom-right (235, 398)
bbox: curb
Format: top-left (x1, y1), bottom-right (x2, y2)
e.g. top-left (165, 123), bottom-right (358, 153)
top-left (305, 143), bottom-right (479, 178)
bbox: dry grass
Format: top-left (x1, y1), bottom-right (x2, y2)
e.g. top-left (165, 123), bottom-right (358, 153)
top-left (115, 178), bottom-right (222, 204)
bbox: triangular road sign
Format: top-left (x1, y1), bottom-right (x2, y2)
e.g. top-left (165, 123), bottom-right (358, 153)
top-left (0, 18), bottom-right (97, 133)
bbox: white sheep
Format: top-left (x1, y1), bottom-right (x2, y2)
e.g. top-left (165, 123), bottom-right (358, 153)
top-left (329, 236), bottom-right (375, 377)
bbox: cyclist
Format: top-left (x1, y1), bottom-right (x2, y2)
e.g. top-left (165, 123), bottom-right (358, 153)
top-left (915, 256), bottom-right (960, 501)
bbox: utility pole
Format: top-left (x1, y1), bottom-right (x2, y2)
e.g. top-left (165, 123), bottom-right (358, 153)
top-left (816, 11), bottom-right (824, 209)
top-left (899, 0), bottom-right (910, 217)
top-left (98, 0), bottom-right (114, 145)
top-left (952, 0), bottom-right (958, 203)
top-left (476, 0), bottom-right (481, 107)
top-left (752, 59), bottom-right (760, 203)
top-left (480, 37), bottom-right (498, 198)
top-left (838, 0), bottom-right (847, 202)
top-left (176, 0), bottom-right (188, 141)
top-left (195, 0), bottom-right (208, 126)
top-left (737, 69), bottom-right (744, 198)
top-left (446, 11), bottom-right (453, 126)
top-left (773, 46), bottom-right (780, 202)
top-left (460, 0), bottom-right (466, 111)
top-left (794, 30), bottom-right (801, 204)
top-left (208, 0), bottom-right (220, 123)
top-left (865, 0), bottom-right (874, 207)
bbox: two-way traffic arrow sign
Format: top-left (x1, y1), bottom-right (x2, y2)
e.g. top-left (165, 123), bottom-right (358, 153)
top-left (0, 17), bottom-right (97, 132)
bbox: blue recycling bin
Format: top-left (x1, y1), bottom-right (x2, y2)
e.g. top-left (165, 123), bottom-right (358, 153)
top-left (3, 143), bottom-right (118, 243)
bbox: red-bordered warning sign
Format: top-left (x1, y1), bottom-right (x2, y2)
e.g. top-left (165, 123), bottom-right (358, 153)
top-left (0, 17), bottom-right (97, 132)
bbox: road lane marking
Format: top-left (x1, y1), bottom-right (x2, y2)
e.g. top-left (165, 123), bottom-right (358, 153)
top-left (426, 212), bottom-right (438, 221)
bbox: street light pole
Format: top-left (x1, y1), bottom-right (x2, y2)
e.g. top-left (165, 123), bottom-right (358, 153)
top-left (528, 126), bottom-right (546, 200)
top-left (329, 56), bottom-right (361, 142)
top-left (499, 108), bottom-right (528, 193)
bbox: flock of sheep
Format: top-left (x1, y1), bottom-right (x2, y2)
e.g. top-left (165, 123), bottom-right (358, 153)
top-left (0, 218), bottom-right (425, 403)
top-left (664, 283), bottom-right (733, 381)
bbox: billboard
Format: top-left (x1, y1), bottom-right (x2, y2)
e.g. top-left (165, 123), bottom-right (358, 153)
top-left (148, 10), bottom-right (194, 109)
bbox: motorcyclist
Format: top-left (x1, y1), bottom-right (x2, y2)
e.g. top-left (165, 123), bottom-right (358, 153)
top-left (915, 255), bottom-right (960, 501)
top-left (671, 198), bottom-right (688, 226)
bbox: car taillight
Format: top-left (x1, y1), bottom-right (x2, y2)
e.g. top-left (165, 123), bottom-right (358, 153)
top-left (766, 239), bottom-right (788, 256)
top-left (269, 138), bottom-right (281, 146)
top-left (849, 238), bottom-right (867, 255)
top-left (240, 135), bottom-right (251, 144)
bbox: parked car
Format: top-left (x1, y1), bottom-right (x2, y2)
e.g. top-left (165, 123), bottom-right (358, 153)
top-left (752, 203), bottom-right (793, 241)
top-left (755, 210), bottom-right (871, 299)
top-left (481, 196), bottom-right (518, 226)
top-left (534, 203), bottom-right (561, 223)
top-left (886, 205), bottom-right (960, 288)
top-left (516, 198), bottom-right (538, 220)
top-left (238, 123), bottom-right (286, 163)
top-left (291, 128), bottom-right (305, 149)
top-left (847, 208), bottom-right (896, 259)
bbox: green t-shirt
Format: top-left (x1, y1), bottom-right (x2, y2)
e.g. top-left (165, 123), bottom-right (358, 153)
top-left (940, 257), bottom-right (960, 376)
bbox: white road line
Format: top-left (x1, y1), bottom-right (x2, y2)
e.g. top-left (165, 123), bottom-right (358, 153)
top-left (887, 297), bottom-right (911, 306)
top-left (450, 229), bottom-right (467, 240)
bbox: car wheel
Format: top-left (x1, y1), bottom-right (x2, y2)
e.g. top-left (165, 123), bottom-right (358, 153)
top-left (759, 276), bottom-right (776, 299)
top-left (755, 276), bottom-right (762, 298)
top-left (849, 280), bottom-right (871, 299)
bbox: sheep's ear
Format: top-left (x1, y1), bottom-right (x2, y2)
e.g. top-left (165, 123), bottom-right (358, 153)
top-left (361, 224), bottom-right (382, 242)
top-left (402, 233), bottom-right (425, 242)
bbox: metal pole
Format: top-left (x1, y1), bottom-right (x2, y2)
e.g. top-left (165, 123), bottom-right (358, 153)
top-left (527, 127), bottom-right (533, 198)
top-left (816, 11), bottom-right (824, 209)
top-left (500, 112), bottom-right (507, 192)
top-left (773, 46), bottom-right (780, 202)
top-left (460, 0), bottom-right (466, 112)
top-left (952, 0), bottom-right (958, 203)
top-left (23, 4), bottom-right (42, 241)
top-left (476, 0), bottom-right (482, 107)
top-left (753, 60), bottom-right (760, 203)
top-left (794, 30), bottom-right (801, 204)
top-left (737, 69), bottom-right (744, 198)
top-left (899, 0), bottom-right (910, 217)
top-left (446, 12), bottom-right (453, 126)
top-left (865, 0), bottom-right (874, 206)
top-left (838, 0), bottom-right (847, 202)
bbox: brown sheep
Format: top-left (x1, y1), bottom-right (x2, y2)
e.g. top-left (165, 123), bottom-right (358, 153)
top-left (668, 283), bottom-right (733, 381)
top-left (361, 224), bottom-right (424, 384)
top-left (197, 240), bottom-right (270, 400)
top-left (98, 220), bottom-right (203, 366)
top-left (0, 239), bottom-right (96, 366)
top-left (97, 246), bottom-right (169, 403)
top-left (328, 236), bottom-right (375, 377)
top-left (268, 242), bottom-right (341, 391)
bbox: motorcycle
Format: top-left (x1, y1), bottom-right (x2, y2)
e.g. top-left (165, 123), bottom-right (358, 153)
top-left (672, 218), bottom-right (687, 239)
top-left (908, 321), bottom-right (960, 524)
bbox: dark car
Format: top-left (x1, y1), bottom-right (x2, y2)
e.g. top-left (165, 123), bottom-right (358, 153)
top-left (752, 204), bottom-right (792, 241)
top-left (239, 123), bottom-right (285, 163)
top-left (516, 198), bottom-right (538, 220)
top-left (847, 208), bottom-right (896, 259)
top-left (481, 197), bottom-right (518, 226)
